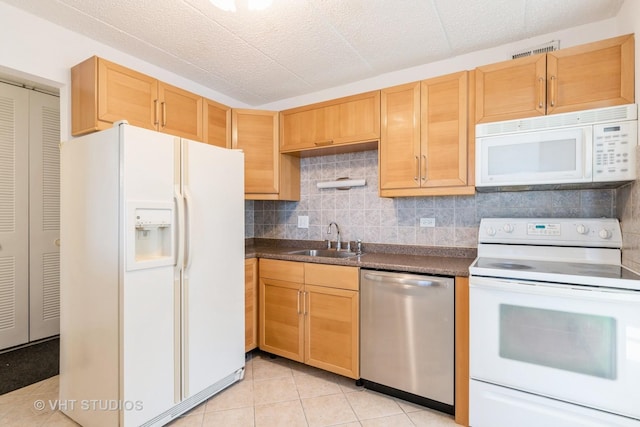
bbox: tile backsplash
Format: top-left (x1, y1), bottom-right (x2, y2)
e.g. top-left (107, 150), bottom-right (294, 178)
top-left (245, 150), bottom-right (617, 248)
top-left (616, 146), bottom-right (640, 272)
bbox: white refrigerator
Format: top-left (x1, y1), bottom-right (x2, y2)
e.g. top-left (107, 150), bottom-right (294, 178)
top-left (59, 122), bottom-right (245, 427)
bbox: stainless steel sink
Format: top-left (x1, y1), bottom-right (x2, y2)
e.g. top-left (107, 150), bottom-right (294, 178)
top-left (287, 249), bottom-right (358, 258)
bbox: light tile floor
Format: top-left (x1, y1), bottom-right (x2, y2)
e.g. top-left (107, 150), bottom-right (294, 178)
top-left (0, 352), bottom-right (459, 426)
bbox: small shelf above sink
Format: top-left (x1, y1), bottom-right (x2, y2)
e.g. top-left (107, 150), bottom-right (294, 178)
top-left (287, 249), bottom-right (358, 258)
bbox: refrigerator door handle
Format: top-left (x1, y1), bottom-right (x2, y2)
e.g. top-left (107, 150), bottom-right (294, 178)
top-left (174, 186), bottom-right (185, 270)
top-left (183, 187), bottom-right (194, 272)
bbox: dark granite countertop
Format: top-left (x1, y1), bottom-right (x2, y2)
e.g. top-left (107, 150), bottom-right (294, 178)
top-left (245, 238), bottom-right (476, 277)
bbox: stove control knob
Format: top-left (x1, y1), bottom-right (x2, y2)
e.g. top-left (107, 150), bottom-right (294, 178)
top-left (486, 227), bottom-right (496, 236)
top-left (503, 224), bottom-right (514, 233)
top-left (598, 229), bottom-right (612, 239)
top-left (576, 224), bottom-right (589, 235)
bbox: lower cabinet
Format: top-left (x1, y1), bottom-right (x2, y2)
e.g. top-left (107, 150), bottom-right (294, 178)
top-left (258, 259), bottom-right (360, 379)
top-left (245, 258), bottom-right (258, 352)
top-left (455, 276), bottom-right (470, 427)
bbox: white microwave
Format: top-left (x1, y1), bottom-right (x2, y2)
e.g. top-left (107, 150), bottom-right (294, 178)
top-left (476, 104), bottom-right (638, 191)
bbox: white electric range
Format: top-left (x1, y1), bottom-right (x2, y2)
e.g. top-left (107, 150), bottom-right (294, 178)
top-left (469, 218), bottom-right (640, 427)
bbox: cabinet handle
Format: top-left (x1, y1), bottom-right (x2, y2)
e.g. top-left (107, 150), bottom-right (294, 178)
top-left (421, 154), bottom-right (427, 182)
top-left (414, 155), bottom-right (419, 183)
top-left (154, 99), bottom-right (159, 126)
top-left (303, 291), bottom-right (308, 315)
top-left (314, 140), bottom-right (334, 146)
top-left (54, 238), bottom-right (61, 247)
top-left (297, 290), bottom-right (301, 315)
top-left (549, 75), bottom-right (556, 107)
top-left (161, 101), bottom-right (167, 127)
top-left (538, 77), bottom-right (545, 109)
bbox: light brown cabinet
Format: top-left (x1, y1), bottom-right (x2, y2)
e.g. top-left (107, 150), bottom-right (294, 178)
top-left (71, 56), bottom-right (204, 141)
top-left (245, 258), bottom-right (258, 352)
top-left (157, 81), bottom-right (203, 141)
top-left (259, 259), bottom-right (360, 379)
top-left (280, 91), bottom-right (380, 154)
top-left (379, 71), bottom-right (475, 197)
top-left (232, 109), bottom-right (300, 200)
top-left (72, 57), bottom-right (155, 134)
top-left (476, 33), bottom-right (635, 123)
top-left (455, 276), bottom-right (470, 427)
top-left (203, 98), bottom-right (231, 148)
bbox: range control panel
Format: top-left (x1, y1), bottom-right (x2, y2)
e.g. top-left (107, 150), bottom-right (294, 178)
top-left (593, 121), bottom-right (637, 181)
top-left (479, 218), bottom-right (622, 248)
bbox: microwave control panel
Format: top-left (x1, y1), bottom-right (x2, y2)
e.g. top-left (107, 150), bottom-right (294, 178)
top-left (593, 121), bottom-right (637, 181)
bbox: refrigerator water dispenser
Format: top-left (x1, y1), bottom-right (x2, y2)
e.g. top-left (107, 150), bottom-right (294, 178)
top-left (127, 202), bottom-right (175, 270)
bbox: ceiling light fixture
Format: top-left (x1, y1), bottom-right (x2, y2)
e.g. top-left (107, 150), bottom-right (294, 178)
top-left (209, 0), bottom-right (273, 12)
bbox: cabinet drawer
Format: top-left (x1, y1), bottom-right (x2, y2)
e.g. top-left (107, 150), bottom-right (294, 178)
top-left (304, 263), bottom-right (359, 290)
top-left (259, 258), bottom-right (304, 282)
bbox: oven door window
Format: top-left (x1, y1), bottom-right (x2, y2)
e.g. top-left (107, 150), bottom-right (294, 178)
top-left (499, 304), bottom-right (616, 379)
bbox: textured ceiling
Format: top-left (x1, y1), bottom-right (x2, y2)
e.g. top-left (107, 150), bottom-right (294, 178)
top-left (1, 0), bottom-right (625, 106)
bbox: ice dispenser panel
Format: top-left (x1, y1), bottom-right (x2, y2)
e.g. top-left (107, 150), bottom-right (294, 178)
top-left (127, 202), bottom-right (174, 270)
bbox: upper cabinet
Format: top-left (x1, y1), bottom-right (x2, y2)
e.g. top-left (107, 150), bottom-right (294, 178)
top-left (476, 34), bottom-right (635, 123)
top-left (203, 98), bottom-right (231, 148)
top-left (379, 71), bottom-right (475, 197)
top-left (157, 81), bottom-right (203, 141)
top-left (232, 109), bottom-right (300, 201)
top-left (71, 56), bottom-right (204, 141)
top-left (280, 91), bottom-right (380, 154)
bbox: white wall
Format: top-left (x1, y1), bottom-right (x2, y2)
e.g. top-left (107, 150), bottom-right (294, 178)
top-left (614, 0), bottom-right (640, 101)
top-left (0, 2), bottom-right (250, 141)
top-left (0, 1), bottom-right (631, 138)
top-left (614, 0), bottom-right (640, 271)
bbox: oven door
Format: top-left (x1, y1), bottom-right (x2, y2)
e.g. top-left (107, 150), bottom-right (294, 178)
top-left (470, 275), bottom-right (640, 420)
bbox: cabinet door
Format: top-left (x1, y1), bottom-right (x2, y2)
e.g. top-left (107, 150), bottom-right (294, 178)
top-left (547, 34), bottom-right (634, 115)
top-left (0, 83), bottom-right (29, 350)
top-left (203, 98), bottom-right (231, 148)
top-left (280, 106), bottom-right (326, 150)
top-left (245, 258), bottom-right (258, 352)
top-left (280, 91), bottom-right (380, 152)
top-left (335, 91), bottom-right (380, 144)
top-left (29, 91), bottom-right (61, 341)
top-left (304, 284), bottom-right (359, 379)
top-left (421, 71), bottom-right (468, 188)
top-left (232, 109), bottom-right (279, 194)
top-left (380, 82), bottom-right (421, 190)
top-left (475, 54), bottom-right (546, 123)
top-left (158, 82), bottom-right (203, 141)
top-left (97, 58), bottom-right (158, 130)
top-left (259, 277), bottom-right (304, 362)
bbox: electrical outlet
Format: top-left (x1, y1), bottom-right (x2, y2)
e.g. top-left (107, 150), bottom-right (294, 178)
top-left (420, 217), bottom-right (435, 228)
top-left (297, 215), bottom-right (309, 229)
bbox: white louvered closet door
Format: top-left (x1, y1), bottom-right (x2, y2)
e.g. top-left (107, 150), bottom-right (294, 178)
top-left (0, 83), bottom-right (30, 350)
top-left (29, 91), bottom-right (60, 341)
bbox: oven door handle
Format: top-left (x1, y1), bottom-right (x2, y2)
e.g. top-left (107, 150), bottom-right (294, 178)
top-left (470, 276), bottom-right (640, 303)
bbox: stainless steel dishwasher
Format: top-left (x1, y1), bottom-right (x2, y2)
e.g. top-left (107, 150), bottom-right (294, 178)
top-left (360, 269), bottom-right (454, 414)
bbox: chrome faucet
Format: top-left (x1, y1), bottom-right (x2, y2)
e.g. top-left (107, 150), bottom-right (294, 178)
top-left (327, 222), bottom-right (341, 250)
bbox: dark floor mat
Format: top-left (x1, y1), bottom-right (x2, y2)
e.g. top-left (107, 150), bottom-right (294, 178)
top-left (0, 338), bottom-right (59, 395)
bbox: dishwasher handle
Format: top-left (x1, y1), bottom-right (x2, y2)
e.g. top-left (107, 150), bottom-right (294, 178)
top-left (363, 272), bottom-right (446, 288)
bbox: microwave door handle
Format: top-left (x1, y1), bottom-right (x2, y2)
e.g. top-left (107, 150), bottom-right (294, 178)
top-left (584, 127), bottom-right (593, 179)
